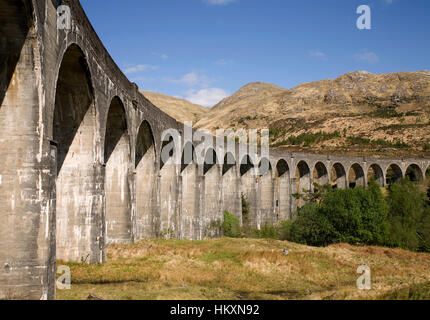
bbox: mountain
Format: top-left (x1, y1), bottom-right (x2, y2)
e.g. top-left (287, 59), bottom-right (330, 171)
top-left (141, 91), bottom-right (207, 124)
top-left (194, 71), bottom-right (430, 158)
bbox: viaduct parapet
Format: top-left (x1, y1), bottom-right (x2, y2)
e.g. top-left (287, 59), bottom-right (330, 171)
top-left (0, 0), bottom-right (429, 299)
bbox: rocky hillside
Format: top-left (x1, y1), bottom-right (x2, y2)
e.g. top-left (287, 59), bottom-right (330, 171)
top-left (194, 71), bottom-right (430, 158)
top-left (141, 90), bottom-right (207, 124)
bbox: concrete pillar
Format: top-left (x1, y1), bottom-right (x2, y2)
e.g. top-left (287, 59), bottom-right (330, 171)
top-left (180, 163), bottom-right (199, 240)
top-left (0, 3), bottom-right (53, 298)
top-left (202, 165), bottom-right (222, 238)
top-left (159, 160), bottom-right (179, 238)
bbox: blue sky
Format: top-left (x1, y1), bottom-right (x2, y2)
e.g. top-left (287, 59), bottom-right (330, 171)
top-left (80, 0), bottom-right (430, 107)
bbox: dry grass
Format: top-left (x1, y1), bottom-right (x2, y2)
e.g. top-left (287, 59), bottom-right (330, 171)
top-left (56, 238), bottom-right (430, 300)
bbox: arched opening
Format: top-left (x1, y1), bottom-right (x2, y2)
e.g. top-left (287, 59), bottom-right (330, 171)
top-left (313, 162), bottom-right (329, 188)
top-left (222, 152), bottom-right (241, 222)
top-left (135, 120), bottom-right (156, 239)
top-left (258, 158), bottom-right (274, 227)
top-left (181, 142), bottom-right (199, 240)
top-left (406, 164), bottom-right (423, 182)
top-left (159, 134), bottom-right (178, 239)
top-left (295, 161), bottom-right (311, 208)
top-left (104, 97), bottom-right (132, 244)
top-left (240, 155), bottom-right (257, 229)
top-left (203, 148), bottom-right (221, 238)
top-left (0, 0), bottom-right (32, 105)
top-left (426, 166), bottom-right (430, 179)
top-left (386, 164), bottom-right (403, 185)
top-left (348, 164), bottom-right (365, 188)
top-left (367, 164), bottom-right (384, 186)
top-left (331, 163), bottom-right (347, 189)
top-left (54, 44), bottom-right (98, 263)
top-left (275, 160), bottom-right (290, 221)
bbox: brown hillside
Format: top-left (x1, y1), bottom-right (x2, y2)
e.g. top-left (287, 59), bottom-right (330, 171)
top-left (195, 71), bottom-right (430, 158)
top-left (141, 90), bottom-right (207, 124)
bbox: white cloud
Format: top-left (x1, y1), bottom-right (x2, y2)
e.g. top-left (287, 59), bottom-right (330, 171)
top-left (384, 0), bottom-right (393, 4)
top-left (186, 88), bottom-right (229, 107)
top-left (124, 64), bottom-right (158, 74)
top-left (152, 52), bottom-right (169, 59)
top-left (164, 72), bottom-right (212, 87)
top-left (309, 50), bottom-right (328, 61)
top-left (204, 0), bottom-right (236, 5)
top-left (353, 51), bottom-right (379, 64)
top-left (214, 59), bottom-right (233, 66)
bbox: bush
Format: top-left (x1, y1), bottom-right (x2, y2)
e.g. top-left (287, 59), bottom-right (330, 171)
top-left (385, 179), bottom-right (430, 252)
top-left (222, 211), bottom-right (241, 238)
top-left (283, 180), bottom-right (389, 247)
top-left (287, 203), bottom-right (337, 246)
top-left (253, 224), bottom-right (278, 239)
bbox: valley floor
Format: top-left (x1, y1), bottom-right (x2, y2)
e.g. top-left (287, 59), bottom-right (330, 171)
top-left (56, 238), bottom-right (430, 300)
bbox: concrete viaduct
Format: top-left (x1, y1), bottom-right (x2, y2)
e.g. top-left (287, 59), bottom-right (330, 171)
top-left (1, 0), bottom-right (429, 299)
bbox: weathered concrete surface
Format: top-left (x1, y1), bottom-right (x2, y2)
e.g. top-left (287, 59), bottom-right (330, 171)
top-left (0, 0), bottom-right (429, 300)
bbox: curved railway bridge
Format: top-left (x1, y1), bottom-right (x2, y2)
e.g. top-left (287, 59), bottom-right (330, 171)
top-left (0, 0), bottom-right (429, 299)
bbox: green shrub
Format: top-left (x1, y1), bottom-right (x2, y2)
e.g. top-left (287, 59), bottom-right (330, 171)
top-left (284, 180), bottom-right (389, 247)
top-left (385, 179), bottom-right (430, 252)
top-left (253, 224), bottom-right (278, 239)
top-left (222, 211), bottom-right (241, 238)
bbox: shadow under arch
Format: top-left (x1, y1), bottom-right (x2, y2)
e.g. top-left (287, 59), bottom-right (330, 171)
top-left (53, 43), bottom-right (99, 263)
top-left (386, 164), bottom-right (403, 185)
top-left (406, 164), bottom-right (424, 182)
top-left (331, 163), bottom-right (347, 189)
top-left (348, 163), bottom-right (365, 188)
top-left (313, 161), bottom-right (329, 187)
top-left (0, 0), bottom-right (33, 106)
top-left (104, 96), bottom-right (132, 244)
top-left (135, 120), bottom-right (157, 239)
top-left (295, 161), bottom-right (311, 208)
top-left (367, 163), bottom-right (384, 186)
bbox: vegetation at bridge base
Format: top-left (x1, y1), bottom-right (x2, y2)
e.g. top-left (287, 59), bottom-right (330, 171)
top-left (221, 211), bottom-right (241, 238)
top-left (276, 179), bottom-right (430, 253)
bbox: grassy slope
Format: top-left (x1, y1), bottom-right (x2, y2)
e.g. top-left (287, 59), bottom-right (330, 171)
top-left (57, 238), bottom-right (430, 300)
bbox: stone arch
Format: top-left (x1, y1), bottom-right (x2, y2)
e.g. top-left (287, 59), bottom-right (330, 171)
top-left (53, 44), bottom-right (99, 262)
top-left (180, 142), bottom-right (199, 240)
top-left (386, 164), bottom-right (403, 185)
top-left (275, 159), bottom-right (291, 221)
top-left (135, 120), bottom-right (156, 239)
top-left (295, 160), bottom-right (311, 208)
top-left (331, 163), bottom-right (347, 189)
top-left (240, 155), bottom-right (257, 228)
top-left (313, 162), bottom-right (329, 187)
top-left (367, 163), bottom-right (384, 186)
top-left (203, 148), bottom-right (222, 237)
top-left (222, 152), bottom-right (241, 221)
top-left (0, 0), bottom-right (33, 105)
top-left (406, 164), bottom-right (424, 182)
top-left (348, 163), bottom-right (365, 188)
top-left (104, 96), bottom-right (132, 244)
top-left (159, 133), bottom-right (179, 239)
top-left (258, 158), bottom-right (274, 227)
